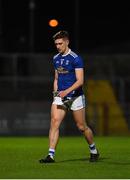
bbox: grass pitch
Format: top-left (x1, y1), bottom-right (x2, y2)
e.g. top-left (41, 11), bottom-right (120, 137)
top-left (0, 136), bottom-right (130, 179)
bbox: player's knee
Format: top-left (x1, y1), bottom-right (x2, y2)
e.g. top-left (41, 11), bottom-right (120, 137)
top-left (51, 117), bottom-right (59, 128)
top-left (77, 124), bottom-right (85, 133)
top-left (78, 125), bottom-right (88, 134)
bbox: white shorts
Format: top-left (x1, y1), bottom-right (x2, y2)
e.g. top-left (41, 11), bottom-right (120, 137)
top-left (53, 95), bottom-right (86, 111)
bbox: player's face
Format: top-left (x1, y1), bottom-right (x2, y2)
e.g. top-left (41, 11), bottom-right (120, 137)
top-left (54, 38), bottom-right (69, 55)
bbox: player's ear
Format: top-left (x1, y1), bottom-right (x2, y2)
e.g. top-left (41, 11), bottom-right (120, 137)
top-left (66, 39), bottom-right (69, 45)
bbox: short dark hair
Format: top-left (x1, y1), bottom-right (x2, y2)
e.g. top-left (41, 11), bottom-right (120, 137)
top-left (53, 30), bottom-right (69, 41)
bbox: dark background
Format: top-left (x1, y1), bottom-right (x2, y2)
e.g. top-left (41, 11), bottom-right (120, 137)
top-left (1, 0), bottom-right (130, 53)
top-left (0, 0), bottom-right (130, 136)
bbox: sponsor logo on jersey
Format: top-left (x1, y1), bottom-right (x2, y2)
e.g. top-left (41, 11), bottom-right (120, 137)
top-left (57, 66), bottom-right (69, 74)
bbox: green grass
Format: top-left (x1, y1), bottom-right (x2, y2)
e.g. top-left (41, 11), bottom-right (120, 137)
top-left (0, 136), bottom-right (130, 179)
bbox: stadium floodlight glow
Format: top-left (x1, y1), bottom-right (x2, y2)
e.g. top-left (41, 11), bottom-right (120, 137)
top-left (49, 19), bottom-right (59, 27)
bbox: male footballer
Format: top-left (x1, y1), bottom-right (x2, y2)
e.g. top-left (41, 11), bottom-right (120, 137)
top-left (39, 30), bottom-right (99, 163)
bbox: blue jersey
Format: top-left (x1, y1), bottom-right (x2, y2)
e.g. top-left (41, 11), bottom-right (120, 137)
top-left (52, 49), bottom-right (84, 97)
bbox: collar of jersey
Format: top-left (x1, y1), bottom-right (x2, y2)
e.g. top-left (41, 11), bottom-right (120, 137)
top-left (61, 49), bottom-right (71, 57)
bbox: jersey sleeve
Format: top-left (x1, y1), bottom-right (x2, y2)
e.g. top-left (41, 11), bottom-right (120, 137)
top-left (52, 57), bottom-right (57, 69)
top-left (73, 56), bottom-right (84, 69)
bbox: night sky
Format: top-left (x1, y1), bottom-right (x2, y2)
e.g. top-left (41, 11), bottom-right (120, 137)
top-left (2, 0), bottom-right (130, 53)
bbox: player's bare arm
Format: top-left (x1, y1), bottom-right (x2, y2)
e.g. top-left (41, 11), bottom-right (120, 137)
top-left (53, 70), bottom-right (58, 92)
top-left (59, 68), bottom-right (84, 98)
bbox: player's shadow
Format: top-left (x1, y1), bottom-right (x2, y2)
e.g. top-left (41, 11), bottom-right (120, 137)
top-left (57, 157), bottom-right (106, 163)
top-left (104, 161), bottom-right (130, 166)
